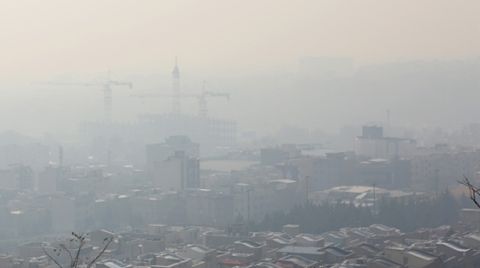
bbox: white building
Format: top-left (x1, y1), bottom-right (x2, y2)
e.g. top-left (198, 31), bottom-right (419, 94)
top-left (355, 126), bottom-right (416, 159)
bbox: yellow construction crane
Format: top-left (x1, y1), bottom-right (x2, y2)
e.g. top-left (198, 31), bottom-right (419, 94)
top-left (41, 77), bottom-right (133, 121)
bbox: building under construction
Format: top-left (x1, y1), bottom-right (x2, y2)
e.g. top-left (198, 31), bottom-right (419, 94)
top-left (80, 61), bottom-right (237, 162)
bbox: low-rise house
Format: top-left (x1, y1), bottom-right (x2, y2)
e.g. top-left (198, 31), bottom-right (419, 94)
top-left (404, 249), bottom-right (443, 268)
top-left (323, 232), bottom-right (347, 247)
top-left (323, 246), bottom-right (353, 264)
top-left (463, 233), bottom-right (480, 249)
top-left (367, 257), bottom-right (402, 268)
top-left (282, 225), bottom-right (300, 237)
top-left (137, 252), bottom-right (192, 268)
top-left (266, 234), bottom-right (295, 249)
top-left (177, 244), bottom-right (217, 268)
top-left (96, 259), bottom-right (133, 268)
top-left (436, 241), bottom-right (471, 258)
top-left (276, 246), bottom-right (324, 262)
top-left (248, 262), bottom-right (283, 268)
top-left (204, 231), bottom-right (248, 249)
top-left (294, 234), bottom-right (324, 247)
top-left (233, 240), bottom-right (265, 261)
top-left (349, 243), bottom-right (381, 258)
top-left (218, 252), bottom-right (256, 267)
top-left (276, 255), bottom-right (318, 268)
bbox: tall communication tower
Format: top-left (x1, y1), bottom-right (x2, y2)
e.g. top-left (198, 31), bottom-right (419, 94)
top-left (172, 57), bottom-right (181, 115)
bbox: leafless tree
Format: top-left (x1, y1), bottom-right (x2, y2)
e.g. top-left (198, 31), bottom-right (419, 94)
top-left (42, 232), bottom-right (114, 268)
top-left (459, 176), bottom-right (480, 208)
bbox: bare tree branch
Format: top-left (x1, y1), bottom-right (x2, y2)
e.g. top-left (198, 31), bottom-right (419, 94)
top-left (86, 236), bottom-right (114, 268)
top-left (42, 246), bottom-right (64, 268)
top-left (459, 176), bottom-right (480, 208)
top-left (72, 235), bottom-right (86, 268)
top-left (59, 244), bottom-right (73, 265)
top-left (41, 233), bottom-right (113, 268)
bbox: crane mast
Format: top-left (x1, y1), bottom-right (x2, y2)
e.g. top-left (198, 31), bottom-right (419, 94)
top-left (172, 58), bottom-right (181, 115)
top-left (101, 80), bottom-right (133, 121)
top-left (197, 81), bottom-right (230, 117)
top-left (41, 78), bottom-right (133, 122)
top-left (132, 81), bottom-right (229, 118)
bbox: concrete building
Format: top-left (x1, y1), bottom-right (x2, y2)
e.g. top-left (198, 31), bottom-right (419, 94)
top-left (50, 193), bottom-right (75, 233)
top-left (261, 145), bottom-right (301, 166)
top-left (151, 151), bottom-right (200, 191)
top-left (37, 166), bottom-right (64, 194)
top-left (291, 152), bottom-right (356, 190)
top-left (146, 136), bottom-right (200, 171)
top-left (355, 126), bottom-right (416, 159)
top-left (411, 149), bottom-right (480, 190)
top-left (0, 165), bottom-right (34, 191)
top-left (356, 158), bottom-right (412, 188)
top-left (185, 189), bottom-right (234, 227)
top-left (310, 185), bottom-right (416, 208)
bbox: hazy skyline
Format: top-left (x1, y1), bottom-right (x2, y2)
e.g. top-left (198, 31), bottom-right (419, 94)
top-left (0, 0), bottom-right (479, 137)
top-left (0, 0), bottom-right (478, 79)
top-left (1, 3), bottom-right (480, 265)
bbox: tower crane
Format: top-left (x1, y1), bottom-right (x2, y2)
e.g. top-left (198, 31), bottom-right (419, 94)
top-left (41, 78), bottom-right (133, 121)
top-left (132, 81), bottom-right (229, 118)
top-left (196, 82), bottom-right (230, 117)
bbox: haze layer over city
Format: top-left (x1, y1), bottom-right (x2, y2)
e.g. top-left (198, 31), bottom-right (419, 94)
top-left (0, 1), bottom-right (480, 268)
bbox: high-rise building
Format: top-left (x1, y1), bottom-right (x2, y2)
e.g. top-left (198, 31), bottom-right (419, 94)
top-left (151, 151), bottom-right (200, 191)
top-left (146, 136), bottom-right (199, 172)
top-left (355, 126), bottom-right (416, 159)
